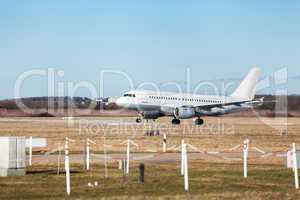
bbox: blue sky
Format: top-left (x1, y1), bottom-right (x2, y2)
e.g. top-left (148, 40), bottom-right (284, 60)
top-left (1, 1), bottom-right (300, 99)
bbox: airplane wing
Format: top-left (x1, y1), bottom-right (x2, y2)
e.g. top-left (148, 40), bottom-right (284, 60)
top-left (160, 98), bottom-right (265, 116)
top-left (194, 100), bottom-right (250, 110)
top-left (194, 97), bottom-right (266, 110)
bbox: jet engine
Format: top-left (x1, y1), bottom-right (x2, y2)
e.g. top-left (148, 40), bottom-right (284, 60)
top-left (174, 106), bottom-right (196, 119)
top-left (142, 111), bottom-right (163, 119)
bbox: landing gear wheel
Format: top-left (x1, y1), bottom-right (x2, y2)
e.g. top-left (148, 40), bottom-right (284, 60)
top-left (136, 118), bottom-right (142, 123)
top-left (195, 118), bottom-right (204, 125)
top-left (172, 118), bottom-right (181, 125)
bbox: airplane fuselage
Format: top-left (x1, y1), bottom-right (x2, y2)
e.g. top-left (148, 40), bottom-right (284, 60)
top-left (117, 90), bottom-right (253, 117)
top-left (115, 68), bottom-right (262, 125)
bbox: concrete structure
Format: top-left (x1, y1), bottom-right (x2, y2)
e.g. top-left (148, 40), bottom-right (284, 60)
top-left (25, 137), bottom-right (47, 148)
top-left (0, 137), bottom-right (26, 176)
top-left (286, 150), bottom-right (300, 168)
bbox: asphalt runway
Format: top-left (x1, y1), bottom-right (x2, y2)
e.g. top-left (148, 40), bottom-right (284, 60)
top-left (31, 151), bottom-right (284, 166)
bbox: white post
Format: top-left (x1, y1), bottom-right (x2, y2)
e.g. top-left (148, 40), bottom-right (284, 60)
top-left (292, 143), bottom-right (299, 189)
top-left (65, 138), bottom-right (71, 195)
top-left (183, 143), bottom-right (189, 191)
top-left (126, 139), bottom-right (130, 174)
top-left (29, 136), bottom-right (32, 166)
top-left (86, 138), bottom-right (90, 170)
top-left (104, 137), bottom-right (108, 178)
top-left (181, 139), bottom-right (185, 176)
top-left (163, 133), bottom-right (167, 153)
top-left (243, 139), bottom-right (249, 178)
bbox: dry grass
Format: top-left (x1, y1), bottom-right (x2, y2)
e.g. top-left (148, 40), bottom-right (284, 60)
top-left (0, 116), bottom-right (299, 154)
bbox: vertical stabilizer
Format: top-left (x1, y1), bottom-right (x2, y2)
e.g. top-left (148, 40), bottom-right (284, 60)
top-left (231, 68), bottom-right (261, 100)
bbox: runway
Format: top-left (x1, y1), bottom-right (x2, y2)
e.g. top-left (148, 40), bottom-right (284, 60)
top-left (30, 151), bottom-right (283, 166)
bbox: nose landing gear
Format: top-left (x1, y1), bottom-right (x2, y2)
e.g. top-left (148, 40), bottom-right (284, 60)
top-left (136, 118), bottom-right (142, 123)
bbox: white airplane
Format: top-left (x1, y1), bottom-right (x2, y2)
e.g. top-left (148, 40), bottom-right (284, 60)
top-left (116, 68), bottom-right (263, 125)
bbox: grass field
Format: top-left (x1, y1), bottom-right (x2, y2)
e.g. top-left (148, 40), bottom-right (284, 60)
top-left (0, 117), bottom-right (300, 199)
top-left (0, 162), bottom-right (299, 200)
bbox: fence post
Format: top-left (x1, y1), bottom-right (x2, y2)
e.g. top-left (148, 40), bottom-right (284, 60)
top-left (104, 137), bottom-right (108, 178)
top-left (243, 139), bottom-right (249, 178)
top-left (163, 134), bottom-right (167, 153)
top-left (29, 136), bottom-right (32, 166)
top-left (183, 143), bottom-right (189, 191)
top-left (86, 138), bottom-right (90, 170)
top-left (65, 138), bottom-right (71, 195)
top-left (292, 143), bottom-right (299, 189)
top-left (139, 163), bottom-right (145, 183)
top-left (126, 139), bottom-right (130, 174)
top-left (57, 147), bottom-right (61, 175)
top-left (122, 159), bottom-right (127, 175)
top-left (181, 139), bottom-right (185, 176)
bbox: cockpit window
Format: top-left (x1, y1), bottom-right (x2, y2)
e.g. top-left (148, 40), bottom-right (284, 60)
top-left (124, 93), bottom-right (136, 97)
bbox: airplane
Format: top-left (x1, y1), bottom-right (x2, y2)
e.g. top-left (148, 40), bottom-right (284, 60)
top-left (115, 68), bottom-right (263, 125)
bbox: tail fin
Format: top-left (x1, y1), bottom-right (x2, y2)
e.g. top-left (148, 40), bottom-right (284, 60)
top-left (231, 68), bottom-right (261, 100)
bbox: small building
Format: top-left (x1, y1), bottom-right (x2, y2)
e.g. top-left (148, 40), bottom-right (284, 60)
top-left (0, 137), bottom-right (26, 176)
top-left (285, 150), bottom-right (300, 169)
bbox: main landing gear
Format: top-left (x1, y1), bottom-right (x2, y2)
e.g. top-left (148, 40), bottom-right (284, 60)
top-left (172, 118), bottom-right (204, 125)
top-left (195, 118), bottom-right (204, 125)
top-left (172, 118), bottom-right (181, 125)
